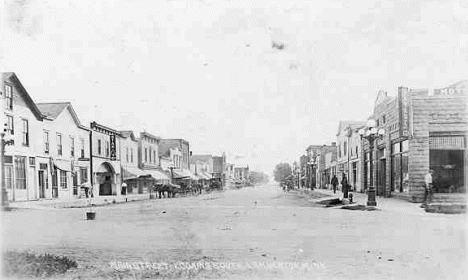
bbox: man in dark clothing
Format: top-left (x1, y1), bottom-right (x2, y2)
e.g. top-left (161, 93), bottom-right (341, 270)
top-left (341, 174), bottom-right (349, 198)
top-left (331, 175), bottom-right (339, 194)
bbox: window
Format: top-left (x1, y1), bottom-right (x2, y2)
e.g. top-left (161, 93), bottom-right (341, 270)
top-left (391, 141), bottom-right (409, 193)
top-left (106, 141), bottom-right (109, 157)
top-left (5, 115), bottom-right (14, 135)
top-left (343, 141), bottom-right (347, 157)
top-left (69, 137), bottom-right (75, 157)
top-left (22, 119), bottom-right (29, 146)
top-left (382, 115), bottom-right (386, 124)
top-left (126, 147), bottom-right (129, 162)
top-left (57, 134), bottom-right (63, 156)
top-left (376, 119), bottom-right (380, 127)
top-left (5, 84), bottom-right (13, 110)
top-left (153, 151), bottom-right (156, 163)
top-left (29, 157), bottom-right (35, 166)
top-left (80, 138), bottom-right (85, 158)
top-left (131, 148), bottom-right (134, 163)
top-left (60, 170), bottom-right (67, 188)
top-left (15, 156), bottom-right (27, 189)
top-left (98, 139), bottom-right (102, 155)
top-left (80, 168), bottom-right (88, 184)
top-left (44, 131), bottom-right (50, 153)
top-left (149, 148), bottom-right (152, 163)
top-left (145, 148), bottom-right (148, 162)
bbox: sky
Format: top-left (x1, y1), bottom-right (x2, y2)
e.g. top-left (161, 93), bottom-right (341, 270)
top-left (2, 0), bottom-right (467, 174)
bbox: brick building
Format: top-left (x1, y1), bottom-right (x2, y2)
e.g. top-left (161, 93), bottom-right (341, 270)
top-left (362, 81), bottom-right (467, 202)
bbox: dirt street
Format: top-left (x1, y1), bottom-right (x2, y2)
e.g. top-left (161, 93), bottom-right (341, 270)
top-left (2, 184), bottom-right (467, 279)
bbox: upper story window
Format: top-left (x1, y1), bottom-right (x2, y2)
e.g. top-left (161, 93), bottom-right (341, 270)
top-left (22, 119), bottom-right (29, 146)
top-left (376, 119), bottom-right (380, 127)
top-left (153, 151), bottom-right (156, 164)
top-left (149, 147), bottom-right (152, 163)
top-left (131, 148), bottom-right (134, 163)
top-left (145, 148), bottom-right (148, 162)
top-left (382, 115), bottom-right (386, 124)
top-left (70, 137), bottom-right (75, 157)
top-left (44, 130), bottom-right (50, 154)
top-left (126, 147), bottom-right (129, 163)
top-left (343, 141), bottom-right (347, 157)
top-left (105, 141), bottom-right (109, 157)
top-left (57, 134), bottom-right (63, 156)
top-left (4, 84), bottom-right (13, 110)
top-left (97, 139), bottom-right (102, 155)
top-left (80, 138), bottom-right (85, 158)
top-left (5, 115), bottom-right (14, 135)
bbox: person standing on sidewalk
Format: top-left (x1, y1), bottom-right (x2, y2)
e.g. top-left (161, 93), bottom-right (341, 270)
top-left (341, 174), bottom-right (349, 199)
top-left (422, 170), bottom-right (434, 208)
top-left (331, 175), bottom-right (339, 194)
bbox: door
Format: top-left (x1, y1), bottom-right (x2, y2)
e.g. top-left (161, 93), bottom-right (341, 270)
top-left (38, 171), bottom-right (45, 199)
top-left (378, 159), bottom-right (386, 196)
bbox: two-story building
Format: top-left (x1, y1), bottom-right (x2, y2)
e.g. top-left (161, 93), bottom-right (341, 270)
top-left (336, 121), bottom-right (366, 192)
top-left (159, 139), bottom-right (197, 184)
top-left (120, 130), bottom-right (148, 194)
top-left (89, 122), bottom-right (122, 197)
top-left (317, 143), bottom-right (337, 189)
top-left (305, 145), bottom-right (322, 189)
top-left (2, 72), bottom-right (44, 201)
top-left (36, 102), bottom-right (90, 199)
top-left (138, 132), bottom-right (169, 192)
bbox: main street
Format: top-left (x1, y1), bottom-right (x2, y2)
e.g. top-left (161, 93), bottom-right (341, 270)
top-left (2, 184), bottom-right (466, 279)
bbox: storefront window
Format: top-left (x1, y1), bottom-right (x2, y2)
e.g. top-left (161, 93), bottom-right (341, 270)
top-left (391, 141), bottom-right (409, 193)
top-left (430, 149), bottom-right (465, 193)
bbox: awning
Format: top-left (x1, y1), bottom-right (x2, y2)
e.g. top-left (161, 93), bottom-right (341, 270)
top-left (147, 170), bottom-right (170, 181)
top-left (122, 166), bottom-right (149, 180)
top-left (172, 169), bottom-right (191, 179)
top-left (202, 172), bottom-right (213, 180)
top-left (54, 160), bottom-right (71, 172)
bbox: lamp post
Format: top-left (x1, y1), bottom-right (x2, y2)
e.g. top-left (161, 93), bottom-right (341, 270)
top-left (358, 119), bottom-right (385, 207)
top-left (1, 131), bottom-right (14, 210)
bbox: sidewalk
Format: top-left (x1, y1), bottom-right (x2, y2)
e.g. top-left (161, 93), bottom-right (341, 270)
top-left (309, 188), bottom-right (431, 215)
top-left (8, 193), bottom-right (153, 210)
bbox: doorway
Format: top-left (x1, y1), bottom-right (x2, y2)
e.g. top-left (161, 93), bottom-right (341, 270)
top-left (378, 159), bottom-right (386, 196)
top-left (38, 171), bottom-right (45, 199)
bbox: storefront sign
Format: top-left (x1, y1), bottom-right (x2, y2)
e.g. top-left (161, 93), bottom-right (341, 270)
top-left (398, 87), bottom-right (410, 137)
top-left (110, 134), bottom-right (116, 160)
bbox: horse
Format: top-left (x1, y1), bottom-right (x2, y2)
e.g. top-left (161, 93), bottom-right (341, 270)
top-left (153, 183), bottom-right (180, 198)
top-left (192, 183), bottom-right (203, 195)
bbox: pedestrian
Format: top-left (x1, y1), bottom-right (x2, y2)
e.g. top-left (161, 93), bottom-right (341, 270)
top-left (331, 175), bottom-right (338, 194)
top-left (421, 169), bottom-right (434, 208)
top-left (341, 174), bottom-right (349, 199)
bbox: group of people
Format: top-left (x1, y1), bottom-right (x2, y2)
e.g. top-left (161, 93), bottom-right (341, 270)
top-left (330, 173), bottom-right (351, 198)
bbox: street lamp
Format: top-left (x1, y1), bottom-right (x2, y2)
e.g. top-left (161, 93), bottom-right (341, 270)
top-left (1, 131), bottom-right (14, 210)
top-left (358, 119), bottom-right (385, 206)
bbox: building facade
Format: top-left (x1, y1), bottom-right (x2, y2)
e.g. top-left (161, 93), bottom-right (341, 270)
top-left (2, 73), bottom-right (44, 201)
top-left (120, 130), bottom-right (147, 194)
top-left (361, 81), bottom-right (467, 201)
top-left (37, 102), bottom-right (90, 199)
top-left (305, 145), bottom-right (322, 189)
top-left (89, 122), bottom-right (122, 197)
top-left (336, 121), bottom-right (365, 192)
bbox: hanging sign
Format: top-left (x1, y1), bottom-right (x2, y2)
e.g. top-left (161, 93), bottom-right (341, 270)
top-left (110, 134), bottom-right (116, 160)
